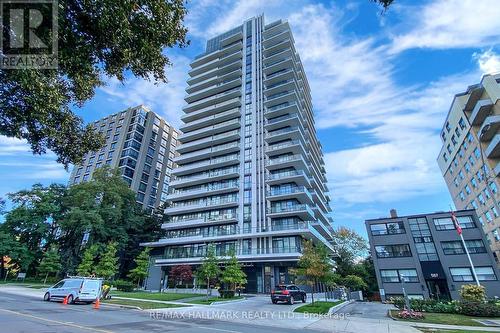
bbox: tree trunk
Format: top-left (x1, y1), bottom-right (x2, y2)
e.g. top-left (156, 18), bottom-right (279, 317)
top-left (44, 273), bottom-right (48, 285)
top-left (206, 277), bottom-right (210, 300)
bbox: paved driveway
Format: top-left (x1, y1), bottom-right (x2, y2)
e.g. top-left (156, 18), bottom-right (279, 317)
top-left (338, 301), bottom-right (394, 319)
top-left (214, 294), bottom-right (308, 312)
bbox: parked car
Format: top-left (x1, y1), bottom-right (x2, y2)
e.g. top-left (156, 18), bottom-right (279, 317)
top-left (271, 284), bottom-right (307, 304)
top-left (44, 277), bottom-right (102, 304)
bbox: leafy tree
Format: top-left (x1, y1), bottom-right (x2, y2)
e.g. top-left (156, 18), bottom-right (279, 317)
top-left (330, 227), bottom-right (368, 277)
top-left (196, 245), bottom-right (221, 300)
top-left (0, 231), bottom-right (32, 279)
top-left (58, 167), bottom-right (150, 275)
top-left (3, 184), bottom-right (66, 272)
top-left (0, 0), bottom-right (188, 167)
top-left (95, 242), bottom-right (119, 280)
top-left (38, 246), bottom-right (62, 284)
top-left (372, 0), bottom-right (394, 10)
top-left (128, 247), bottom-right (151, 287)
top-left (77, 244), bottom-right (99, 276)
top-left (296, 241), bottom-right (333, 303)
top-left (221, 252), bottom-right (247, 293)
top-left (170, 265), bottom-right (193, 287)
top-left (341, 275), bottom-right (368, 291)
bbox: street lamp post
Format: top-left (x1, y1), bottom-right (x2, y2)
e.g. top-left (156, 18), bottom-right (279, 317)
top-left (400, 274), bottom-right (411, 311)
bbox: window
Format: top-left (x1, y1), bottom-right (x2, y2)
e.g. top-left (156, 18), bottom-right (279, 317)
top-left (459, 170), bottom-right (464, 180)
top-left (459, 117), bottom-right (466, 130)
top-left (450, 267), bottom-right (496, 282)
top-left (459, 191), bottom-right (465, 201)
top-left (446, 121), bottom-right (451, 132)
top-left (489, 182), bottom-right (498, 194)
top-left (471, 178), bottom-right (478, 188)
top-left (455, 127), bottom-right (461, 138)
top-left (433, 216), bottom-right (475, 231)
top-left (398, 269), bottom-right (419, 282)
top-left (447, 145), bottom-right (452, 153)
top-left (442, 240), bottom-right (486, 255)
top-left (467, 132), bottom-right (473, 142)
top-left (474, 147), bottom-right (480, 159)
top-left (486, 211), bottom-right (493, 222)
top-left (380, 270), bottom-right (399, 283)
top-left (450, 268), bottom-right (474, 282)
top-left (380, 270), bottom-right (418, 283)
top-left (476, 267), bottom-right (497, 281)
top-left (375, 244), bottom-right (411, 258)
top-left (451, 135), bottom-right (457, 145)
top-left (370, 222), bottom-right (405, 235)
top-left (465, 185), bottom-right (471, 194)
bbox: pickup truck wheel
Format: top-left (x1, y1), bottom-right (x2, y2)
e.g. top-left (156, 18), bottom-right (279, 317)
top-left (43, 292), bottom-right (50, 302)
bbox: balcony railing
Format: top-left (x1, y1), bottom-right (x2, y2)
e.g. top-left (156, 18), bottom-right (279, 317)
top-left (267, 140), bottom-right (301, 152)
top-left (268, 204), bottom-right (311, 214)
top-left (268, 186), bottom-right (308, 196)
top-left (160, 246), bottom-right (302, 259)
top-left (267, 154), bottom-right (303, 166)
top-left (267, 169), bottom-right (306, 181)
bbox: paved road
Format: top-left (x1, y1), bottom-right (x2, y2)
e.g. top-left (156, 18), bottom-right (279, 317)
top-left (339, 301), bottom-right (394, 319)
top-left (0, 291), bottom-right (320, 333)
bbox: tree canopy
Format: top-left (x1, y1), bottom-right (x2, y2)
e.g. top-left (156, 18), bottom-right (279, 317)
top-left (296, 241), bottom-right (333, 303)
top-left (0, 0), bottom-right (188, 167)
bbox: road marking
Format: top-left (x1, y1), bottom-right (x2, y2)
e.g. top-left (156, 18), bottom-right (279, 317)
top-left (0, 308), bottom-right (114, 333)
top-left (197, 326), bottom-right (242, 333)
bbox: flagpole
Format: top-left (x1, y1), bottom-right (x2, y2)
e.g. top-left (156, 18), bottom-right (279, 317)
top-left (459, 231), bottom-right (480, 287)
top-left (450, 207), bottom-right (480, 287)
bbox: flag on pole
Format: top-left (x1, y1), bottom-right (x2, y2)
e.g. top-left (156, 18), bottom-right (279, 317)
top-left (451, 211), bottom-right (462, 235)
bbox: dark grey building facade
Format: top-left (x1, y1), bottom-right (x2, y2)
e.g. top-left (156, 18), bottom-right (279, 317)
top-left (366, 210), bottom-right (500, 301)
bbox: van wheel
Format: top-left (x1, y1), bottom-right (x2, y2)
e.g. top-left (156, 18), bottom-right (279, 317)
top-left (44, 292), bottom-right (50, 302)
top-left (67, 295), bottom-right (74, 304)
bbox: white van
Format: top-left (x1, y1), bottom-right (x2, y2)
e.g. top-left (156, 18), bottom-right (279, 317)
top-left (44, 277), bottom-right (102, 304)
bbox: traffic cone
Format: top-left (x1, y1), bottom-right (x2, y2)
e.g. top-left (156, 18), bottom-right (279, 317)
top-left (62, 296), bottom-right (68, 305)
top-left (93, 298), bottom-right (100, 309)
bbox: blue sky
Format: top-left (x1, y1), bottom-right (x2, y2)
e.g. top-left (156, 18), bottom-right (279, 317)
top-left (2, 0), bottom-right (500, 238)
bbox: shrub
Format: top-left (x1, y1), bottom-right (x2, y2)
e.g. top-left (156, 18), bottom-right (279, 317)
top-left (396, 310), bottom-right (425, 320)
top-left (219, 290), bottom-right (235, 298)
top-left (458, 301), bottom-right (500, 317)
top-left (114, 279), bottom-right (135, 292)
top-left (460, 284), bottom-right (486, 302)
top-left (390, 297), bottom-right (405, 310)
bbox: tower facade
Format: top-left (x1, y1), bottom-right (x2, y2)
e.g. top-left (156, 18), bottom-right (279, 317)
top-left (69, 105), bottom-right (180, 211)
top-left (145, 16), bottom-right (333, 293)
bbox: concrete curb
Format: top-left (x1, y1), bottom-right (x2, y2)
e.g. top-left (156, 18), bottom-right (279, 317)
top-left (101, 302), bottom-right (142, 311)
top-left (211, 297), bottom-right (246, 305)
top-left (328, 300), bottom-right (353, 315)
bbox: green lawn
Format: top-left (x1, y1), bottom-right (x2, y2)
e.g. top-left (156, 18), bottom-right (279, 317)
top-left (294, 301), bottom-right (344, 314)
top-left (109, 291), bottom-right (200, 301)
top-left (184, 296), bottom-right (244, 305)
top-left (103, 298), bottom-right (190, 310)
top-left (389, 310), bottom-right (492, 327)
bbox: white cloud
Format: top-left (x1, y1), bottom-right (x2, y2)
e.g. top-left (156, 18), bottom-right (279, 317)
top-left (390, 0), bottom-right (500, 53)
top-left (99, 55), bottom-right (191, 127)
top-left (474, 49), bottom-right (500, 75)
